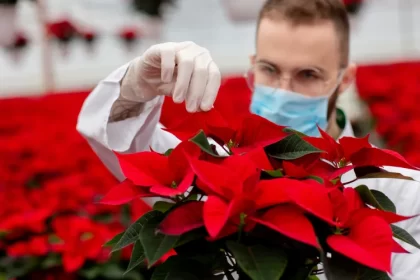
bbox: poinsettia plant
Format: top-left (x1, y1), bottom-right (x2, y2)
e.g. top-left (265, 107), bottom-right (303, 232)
top-left (102, 108), bottom-right (420, 280)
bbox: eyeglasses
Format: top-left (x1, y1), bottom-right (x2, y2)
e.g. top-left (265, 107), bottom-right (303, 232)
top-left (244, 62), bottom-right (342, 97)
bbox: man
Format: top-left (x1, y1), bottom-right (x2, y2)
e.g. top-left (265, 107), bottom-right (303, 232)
top-left (77, 0), bottom-right (420, 278)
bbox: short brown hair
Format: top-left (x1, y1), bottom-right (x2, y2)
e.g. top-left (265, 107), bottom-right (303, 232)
top-left (258, 0), bottom-right (350, 67)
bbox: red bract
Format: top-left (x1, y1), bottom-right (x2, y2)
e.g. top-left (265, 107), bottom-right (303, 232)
top-left (328, 214), bottom-right (393, 272)
top-left (251, 204), bottom-right (319, 248)
top-left (209, 113), bottom-right (288, 154)
top-left (166, 110), bottom-right (286, 154)
top-left (164, 109), bottom-right (229, 141)
top-left (349, 148), bottom-right (419, 170)
top-left (190, 157), bottom-right (260, 237)
top-left (159, 201), bottom-right (205, 235)
top-left (281, 178), bottom-right (335, 225)
top-left (115, 140), bottom-right (200, 197)
top-left (304, 127), bottom-right (372, 166)
top-left (100, 179), bottom-right (155, 205)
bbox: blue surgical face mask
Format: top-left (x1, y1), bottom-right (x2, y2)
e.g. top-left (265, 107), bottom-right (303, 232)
top-left (250, 76), bottom-right (343, 136)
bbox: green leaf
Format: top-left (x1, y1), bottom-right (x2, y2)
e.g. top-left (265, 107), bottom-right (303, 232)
top-left (122, 271), bottom-right (145, 280)
top-left (100, 263), bottom-right (125, 279)
top-left (113, 211), bottom-right (161, 252)
top-left (307, 175), bottom-right (324, 184)
top-left (139, 211), bottom-right (179, 267)
top-left (41, 254), bottom-right (61, 269)
top-left (151, 256), bottom-right (205, 280)
top-left (189, 130), bottom-right (224, 157)
top-left (267, 134), bottom-right (322, 160)
top-left (370, 190), bottom-right (396, 213)
top-left (164, 148), bottom-right (174, 156)
top-left (358, 171), bottom-right (414, 181)
top-left (104, 232), bottom-right (124, 247)
top-left (322, 252), bottom-right (390, 280)
top-left (283, 127), bottom-right (307, 137)
top-left (80, 266), bottom-right (103, 279)
top-left (391, 224), bottom-right (420, 249)
top-left (226, 241), bottom-right (288, 280)
top-left (186, 193), bottom-right (199, 201)
top-left (175, 228), bottom-right (207, 248)
top-left (153, 201), bottom-right (175, 213)
top-left (355, 185), bottom-right (396, 213)
top-left (125, 240), bottom-right (146, 274)
top-left (358, 267), bottom-right (391, 280)
top-left (263, 169), bottom-right (284, 178)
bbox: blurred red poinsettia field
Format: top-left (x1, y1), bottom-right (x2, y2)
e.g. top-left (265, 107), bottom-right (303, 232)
top-left (356, 62), bottom-right (420, 165)
top-left (0, 93), bottom-right (152, 279)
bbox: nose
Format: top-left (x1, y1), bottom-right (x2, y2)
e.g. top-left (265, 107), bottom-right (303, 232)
top-left (277, 77), bottom-right (293, 91)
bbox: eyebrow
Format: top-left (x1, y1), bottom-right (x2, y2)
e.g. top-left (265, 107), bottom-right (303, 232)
top-left (256, 58), bottom-right (327, 75)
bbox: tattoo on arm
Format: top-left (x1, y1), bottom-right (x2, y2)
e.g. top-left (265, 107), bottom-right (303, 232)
top-left (109, 97), bottom-right (144, 123)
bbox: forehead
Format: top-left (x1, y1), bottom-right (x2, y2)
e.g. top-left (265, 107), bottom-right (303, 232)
top-left (256, 18), bottom-right (341, 71)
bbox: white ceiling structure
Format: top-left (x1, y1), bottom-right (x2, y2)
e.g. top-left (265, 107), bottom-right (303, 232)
top-left (0, 0), bottom-right (419, 120)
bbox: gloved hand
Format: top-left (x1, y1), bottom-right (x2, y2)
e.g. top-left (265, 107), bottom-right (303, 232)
top-left (120, 41), bottom-right (221, 112)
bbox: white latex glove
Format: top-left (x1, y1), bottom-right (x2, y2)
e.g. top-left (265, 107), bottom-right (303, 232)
top-left (121, 41), bottom-right (221, 112)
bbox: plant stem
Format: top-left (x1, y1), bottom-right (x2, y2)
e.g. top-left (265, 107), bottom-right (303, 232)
top-left (342, 178), bottom-right (358, 185)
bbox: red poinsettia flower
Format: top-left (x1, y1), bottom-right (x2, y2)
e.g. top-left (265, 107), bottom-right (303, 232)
top-left (160, 154), bottom-right (335, 248)
top-left (108, 140), bottom-right (200, 200)
top-left (327, 187), bottom-right (412, 272)
top-left (304, 126), bottom-right (371, 166)
top-left (51, 216), bottom-right (110, 272)
top-left (159, 154), bottom-right (289, 238)
top-left (212, 113), bottom-right (288, 154)
top-left (328, 214), bottom-right (393, 272)
top-left (166, 109), bottom-right (287, 154)
top-left (303, 127), bottom-right (419, 181)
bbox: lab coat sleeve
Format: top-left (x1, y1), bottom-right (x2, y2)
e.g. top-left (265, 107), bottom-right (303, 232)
top-left (353, 167), bottom-right (420, 279)
top-left (76, 62), bottom-right (180, 183)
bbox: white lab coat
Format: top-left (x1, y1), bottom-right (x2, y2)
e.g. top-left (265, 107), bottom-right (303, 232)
top-left (77, 62), bottom-right (420, 280)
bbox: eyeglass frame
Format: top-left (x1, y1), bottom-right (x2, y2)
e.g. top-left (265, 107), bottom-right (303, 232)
top-left (244, 61), bottom-right (345, 97)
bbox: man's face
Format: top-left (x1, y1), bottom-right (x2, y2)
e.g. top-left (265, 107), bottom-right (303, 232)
top-left (252, 18), bottom-right (352, 98)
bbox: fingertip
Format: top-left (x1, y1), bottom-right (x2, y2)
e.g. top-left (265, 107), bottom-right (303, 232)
top-left (200, 89), bottom-right (217, 111)
top-left (186, 105), bottom-right (197, 113)
top-left (200, 102), bottom-right (213, 112)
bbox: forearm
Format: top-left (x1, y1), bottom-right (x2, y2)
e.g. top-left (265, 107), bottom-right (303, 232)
top-left (109, 95), bottom-right (145, 123)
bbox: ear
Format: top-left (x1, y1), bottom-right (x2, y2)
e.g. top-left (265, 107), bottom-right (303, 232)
top-left (249, 54), bottom-right (256, 66)
top-left (337, 63), bottom-right (357, 95)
